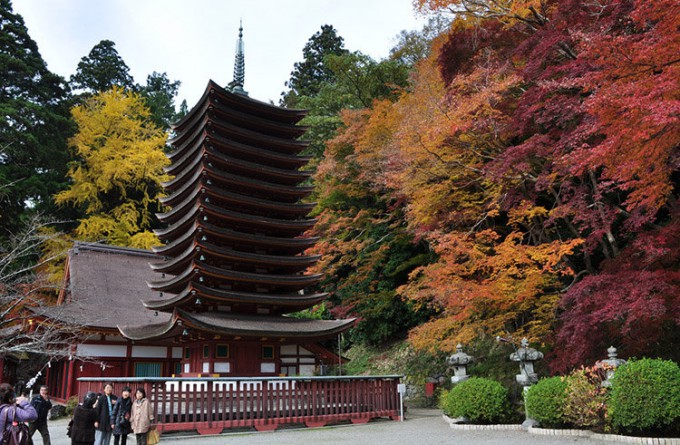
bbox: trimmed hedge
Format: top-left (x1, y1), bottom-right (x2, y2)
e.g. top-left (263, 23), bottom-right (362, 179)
top-left (525, 376), bottom-right (569, 427)
top-left (440, 377), bottom-right (509, 423)
top-left (609, 358), bottom-right (680, 435)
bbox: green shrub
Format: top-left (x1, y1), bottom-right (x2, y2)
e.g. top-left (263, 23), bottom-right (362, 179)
top-left (65, 395), bottom-right (79, 416)
top-left (440, 377), bottom-right (509, 423)
top-left (563, 367), bottom-right (608, 430)
top-left (525, 376), bottom-right (569, 427)
top-left (608, 358), bottom-right (680, 435)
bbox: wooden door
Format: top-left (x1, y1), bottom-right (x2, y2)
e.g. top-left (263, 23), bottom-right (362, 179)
top-left (233, 343), bottom-right (259, 376)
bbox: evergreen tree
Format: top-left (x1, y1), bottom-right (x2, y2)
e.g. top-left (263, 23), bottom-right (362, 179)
top-left (69, 39), bottom-right (134, 95)
top-left (0, 0), bottom-right (73, 238)
top-left (296, 51), bottom-right (410, 158)
top-left (139, 71), bottom-right (181, 130)
top-left (280, 24), bottom-right (348, 107)
top-left (177, 99), bottom-right (189, 120)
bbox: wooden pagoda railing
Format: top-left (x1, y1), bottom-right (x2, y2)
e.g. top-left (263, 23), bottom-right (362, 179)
top-left (77, 375), bottom-right (403, 434)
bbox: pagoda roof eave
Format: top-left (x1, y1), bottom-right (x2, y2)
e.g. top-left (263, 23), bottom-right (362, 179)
top-left (156, 182), bottom-right (315, 225)
top-left (147, 260), bottom-right (322, 293)
top-left (161, 165), bottom-right (314, 207)
top-left (142, 283), bottom-right (327, 311)
top-left (203, 165), bottom-right (314, 198)
top-left (179, 309), bottom-right (355, 340)
top-left (203, 113), bottom-right (310, 153)
top-left (207, 131), bottom-right (311, 166)
top-left (154, 203), bottom-right (316, 242)
top-left (159, 167), bottom-right (204, 207)
top-left (152, 223), bottom-right (317, 257)
top-left (204, 146), bottom-right (312, 183)
top-left (118, 312), bottom-right (180, 342)
top-left (150, 240), bottom-right (320, 274)
top-left (119, 308), bottom-right (354, 342)
top-left (163, 146), bottom-right (312, 187)
top-left (167, 125), bottom-right (310, 169)
top-left (172, 80), bottom-right (308, 132)
top-left (209, 98), bottom-right (309, 138)
top-left (208, 80), bottom-right (308, 123)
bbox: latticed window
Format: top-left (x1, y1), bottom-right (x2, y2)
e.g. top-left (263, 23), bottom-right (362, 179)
top-left (135, 362), bottom-right (162, 377)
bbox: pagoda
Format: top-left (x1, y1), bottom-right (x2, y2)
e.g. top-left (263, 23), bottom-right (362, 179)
top-left (118, 25), bottom-right (353, 377)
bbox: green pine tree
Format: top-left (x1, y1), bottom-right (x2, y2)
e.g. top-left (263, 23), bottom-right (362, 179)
top-left (0, 0), bottom-right (73, 238)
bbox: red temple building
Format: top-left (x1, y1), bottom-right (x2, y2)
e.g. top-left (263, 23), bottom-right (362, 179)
top-left (36, 26), bottom-right (356, 402)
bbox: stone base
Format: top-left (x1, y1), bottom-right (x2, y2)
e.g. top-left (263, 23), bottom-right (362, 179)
top-left (521, 418), bottom-right (539, 429)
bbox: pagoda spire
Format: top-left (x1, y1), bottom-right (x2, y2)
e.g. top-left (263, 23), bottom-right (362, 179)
top-left (229, 20), bottom-right (247, 95)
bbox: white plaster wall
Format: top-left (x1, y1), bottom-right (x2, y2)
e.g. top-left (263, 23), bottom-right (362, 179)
top-left (77, 344), bottom-right (127, 358)
top-left (131, 345), bottom-right (167, 358)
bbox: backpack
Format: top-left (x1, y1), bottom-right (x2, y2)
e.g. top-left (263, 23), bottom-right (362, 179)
top-left (1, 406), bottom-right (33, 445)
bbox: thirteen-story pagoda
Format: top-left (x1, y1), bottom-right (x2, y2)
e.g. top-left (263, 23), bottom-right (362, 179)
top-left (118, 26), bottom-right (353, 376)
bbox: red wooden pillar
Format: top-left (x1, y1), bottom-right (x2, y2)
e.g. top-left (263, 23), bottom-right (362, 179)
top-left (65, 359), bottom-right (75, 400)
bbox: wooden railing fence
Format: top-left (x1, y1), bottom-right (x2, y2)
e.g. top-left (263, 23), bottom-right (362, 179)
top-left (77, 375), bottom-right (402, 434)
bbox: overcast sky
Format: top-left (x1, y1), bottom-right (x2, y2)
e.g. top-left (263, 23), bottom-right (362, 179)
top-left (14, 0), bottom-right (426, 106)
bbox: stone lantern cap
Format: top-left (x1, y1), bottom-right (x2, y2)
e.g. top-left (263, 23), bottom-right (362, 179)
top-left (510, 338), bottom-right (544, 362)
top-left (447, 344), bottom-right (474, 366)
top-left (597, 346), bottom-right (626, 368)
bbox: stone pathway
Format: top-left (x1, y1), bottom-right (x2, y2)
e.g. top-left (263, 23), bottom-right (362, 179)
top-left (38, 408), bottom-right (611, 445)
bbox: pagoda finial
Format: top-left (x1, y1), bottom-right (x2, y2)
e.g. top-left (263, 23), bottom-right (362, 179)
top-left (229, 20), bottom-right (248, 95)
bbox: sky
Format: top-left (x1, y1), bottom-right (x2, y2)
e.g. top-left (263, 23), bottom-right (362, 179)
top-left (14, 0), bottom-right (427, 106)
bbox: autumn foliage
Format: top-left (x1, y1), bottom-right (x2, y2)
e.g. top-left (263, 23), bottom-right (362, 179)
top-left (313, 0), bottom-right (679, 370)
top-left (55, 87), bottom-right (169, 248)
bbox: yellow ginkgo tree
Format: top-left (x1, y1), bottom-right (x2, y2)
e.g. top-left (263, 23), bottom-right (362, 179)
top-left (55, 87), bottom-right (169, 249)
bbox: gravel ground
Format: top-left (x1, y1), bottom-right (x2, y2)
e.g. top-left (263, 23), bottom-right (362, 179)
top-left (38, 408), bottom-right (608, 445)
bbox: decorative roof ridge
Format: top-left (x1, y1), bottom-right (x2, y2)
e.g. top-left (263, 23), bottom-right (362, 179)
top-left (72, 241), bottom-right (157, 258)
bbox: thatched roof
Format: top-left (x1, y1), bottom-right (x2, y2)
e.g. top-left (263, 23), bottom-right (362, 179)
top-left (47, 242), bottom-right (171, 330)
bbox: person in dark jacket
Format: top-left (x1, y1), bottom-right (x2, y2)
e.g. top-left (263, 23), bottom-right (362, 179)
top-left (29, 385), bottom-right (53, 445)
top-left (70, 391), bottom-right (98, 445)
top-left (110, 387), bottom-right (132, 445)
top-left (94, 383), bottom-right (117, 445)
top-left (0, 383), bottom-right (37, 433)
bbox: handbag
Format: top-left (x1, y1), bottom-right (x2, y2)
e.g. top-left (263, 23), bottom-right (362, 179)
top-left (1, 406), bottom-right (34, 445)
top-left (147, 427), bottom-right (160, 445)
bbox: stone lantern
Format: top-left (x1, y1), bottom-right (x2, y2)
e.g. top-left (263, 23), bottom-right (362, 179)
top-left (447, 344), bottom-right (474, 384)
top-left (509, 338), bottom-right (544, 428)
top-left (510, 338), bottom-right (543, 386)
top-left (596, 346), bottom-right (626, 387)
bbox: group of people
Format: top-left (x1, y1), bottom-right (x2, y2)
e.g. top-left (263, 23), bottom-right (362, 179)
top-left (0, 381), bottom-right (154, 445)
top-left (71, 383), bottom-right (155, 445)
